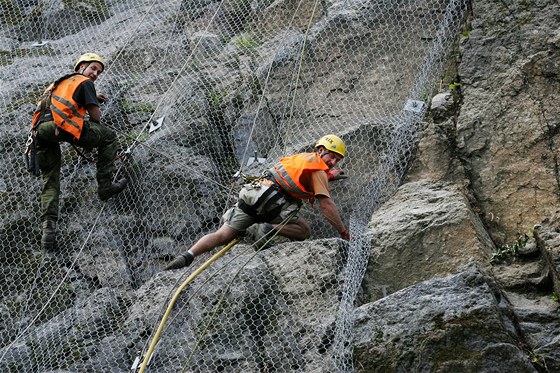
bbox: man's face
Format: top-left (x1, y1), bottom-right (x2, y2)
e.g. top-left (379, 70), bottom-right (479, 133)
top-left (319, 148), bottom-right (343, 169)
top-left (79, 61), bottom-right (104, 81)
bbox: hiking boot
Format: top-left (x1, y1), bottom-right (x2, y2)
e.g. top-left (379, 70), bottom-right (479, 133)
top-left (164, 253), bottom-right (194, 270)
top-left (41, 220), bottom-right (56, 251)
top-left (98, 178), bottom-right (128, 201)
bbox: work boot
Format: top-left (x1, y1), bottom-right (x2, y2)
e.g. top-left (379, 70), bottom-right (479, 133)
top-left (164, 252), bottom-right (194, 270)
top-left (41, 220), bottom-right (56, 251)
top-left (98, 178), bottom-right (128, 201)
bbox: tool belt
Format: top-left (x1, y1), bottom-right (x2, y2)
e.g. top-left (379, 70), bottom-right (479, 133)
top-left (23, 123), bottom-right (49, 178)
top-left (238, 172), bottom-right (293, 223)
top-left (25, 106), bottom-right (55, 176)
top-left (24, 132), bottom-right (41, 176)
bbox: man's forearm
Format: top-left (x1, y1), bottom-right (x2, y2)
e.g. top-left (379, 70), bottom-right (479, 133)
top-left (318, 196), bottom-right (347, 234)
top-left (86, 104), bottom-right (101, 123)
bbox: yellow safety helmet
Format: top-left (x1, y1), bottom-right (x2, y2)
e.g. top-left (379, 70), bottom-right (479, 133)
top-left (73, 52), bottom-right (106, 72)
top-left (315, 134), bottom-right (346, 157)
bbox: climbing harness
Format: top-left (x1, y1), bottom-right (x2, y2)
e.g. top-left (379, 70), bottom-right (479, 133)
top-left (237, 172), bottom-right (293, 223)
top-left (24, 129), bottom-right (40, 176)
top-left (24, 73), bottom-right (82, 175)
top-left (25, 80), bottom-right (54, 176)
top-left (24, 123), bottom-right (102, 177)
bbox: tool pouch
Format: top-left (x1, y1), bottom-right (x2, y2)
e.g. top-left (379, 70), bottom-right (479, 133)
top-left (24, 131), bottom-right (41, 177)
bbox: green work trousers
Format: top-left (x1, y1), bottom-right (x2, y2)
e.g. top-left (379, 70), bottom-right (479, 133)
top-left (36, 121), bottom-right (118, 222)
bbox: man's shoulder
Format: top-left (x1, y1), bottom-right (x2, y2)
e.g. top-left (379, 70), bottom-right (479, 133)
top-left (311, 169), bottom-right (328, 179)
top-left (310, 169), bottom-right (330, 196)
top-left (74, 78), bottom-right (96, 93)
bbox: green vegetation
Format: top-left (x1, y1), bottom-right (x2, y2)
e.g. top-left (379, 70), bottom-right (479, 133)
top-left (434, 12), bottom-right (470, 97)
top-left (234, 34), bottom-right (259, 53)
top-left (208, 88), bottom-right (229, 108)
top-left (448, 82), bottom-right (461, 91)
top-left (62, 0), bottom-right (110, 18)
top-left (490, 235), bottom-right (528, 264)
top-left (8, 362), bottom-right (23, 372)
top-left (0, 0), bottom-right (24, 26)
top-left (6, 89), bottom-right (43, 113)
top-left (128, 131), bottom-right (150, 145)
top-left (3, 47), bottom-right (59, 70)
top-left (121, 99), bottom-right (155, 114)
top-left (525, 348), bottom-right (547, 370)
top-left (419, 88), bottom-right (431, 102)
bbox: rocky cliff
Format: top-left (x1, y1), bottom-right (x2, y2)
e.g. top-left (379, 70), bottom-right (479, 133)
top-left (0, 0), bottom-right (559, 372)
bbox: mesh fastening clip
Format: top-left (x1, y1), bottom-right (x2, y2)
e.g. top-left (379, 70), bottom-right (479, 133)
top-left (404, 99), bottom-right (426, 113)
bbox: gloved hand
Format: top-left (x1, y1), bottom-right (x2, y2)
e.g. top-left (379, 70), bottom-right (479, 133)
top-left (340, 230), bottom-right (350, 241)
top-left (327, 169), bottom-right (347, 181)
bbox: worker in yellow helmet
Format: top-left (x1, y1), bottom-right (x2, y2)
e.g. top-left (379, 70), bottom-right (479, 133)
top-left (165, 134), bottom-right (349, 270)
top-left (30, 52), bottom-right (127, 251)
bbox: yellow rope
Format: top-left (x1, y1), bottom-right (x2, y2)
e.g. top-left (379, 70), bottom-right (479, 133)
top-left (137, 237), bottom-right (240, 373)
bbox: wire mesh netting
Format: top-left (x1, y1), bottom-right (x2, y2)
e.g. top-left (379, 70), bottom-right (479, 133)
top-left (0, 0), bottom-right (468, 371)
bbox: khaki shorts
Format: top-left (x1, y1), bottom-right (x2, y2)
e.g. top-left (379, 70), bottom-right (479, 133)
top-left (222, 183), bottom-right (302, 232)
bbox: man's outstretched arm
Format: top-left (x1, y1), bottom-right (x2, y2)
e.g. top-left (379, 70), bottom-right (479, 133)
top-left (316, 195), bottom-right (349, 240)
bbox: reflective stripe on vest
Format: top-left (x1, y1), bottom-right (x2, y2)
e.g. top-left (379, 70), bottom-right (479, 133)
top-left (31, 74), bottom-right (90, 139)
top-left (49, 74), bottom-right (90, 140)
top-left (272, 152), bottom-right (329, 200)
top-left (51, 92), bottom-right (86, 133)
top-left (31, 81), bottom-right (56, 129)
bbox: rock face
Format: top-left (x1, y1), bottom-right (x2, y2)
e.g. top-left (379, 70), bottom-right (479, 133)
top-left (363, 0), bottom-right (560, 370)
top-left (0, 0), bottom-right (559, 372)
top-left (456, 0), bottom-right (560, 244)
top-left (0, 240), bottom-right (348, 372)
top-left (354, 265), bottom-right (538, 373)
top-left (362, 180), bottom-right (495, 303)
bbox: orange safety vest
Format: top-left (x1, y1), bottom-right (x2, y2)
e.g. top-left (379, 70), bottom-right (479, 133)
top-left (31, 73), bottom-right (91, 140)
top-left (271, 152), bottom-right (329, 200)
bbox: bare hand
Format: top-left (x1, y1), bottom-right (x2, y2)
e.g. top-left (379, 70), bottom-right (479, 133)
top-left (97, 93), bottom-right (108, 104)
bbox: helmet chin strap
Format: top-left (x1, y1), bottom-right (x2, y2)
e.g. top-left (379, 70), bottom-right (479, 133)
top-left (317, 147), bottom-right (329, 159)
top-left (78, 62), bottom-right (90, 75)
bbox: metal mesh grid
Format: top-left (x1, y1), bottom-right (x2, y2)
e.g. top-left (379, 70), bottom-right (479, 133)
top-left (0, 0), bottom-right (467, 371)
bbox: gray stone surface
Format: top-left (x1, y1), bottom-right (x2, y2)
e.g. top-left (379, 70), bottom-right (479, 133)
top-left (362, 180), bottom-right (495, 302)
top-left (354, 265), bottom-right (538, 373)
top-left (456, 0), bottom-right (560, 244)
top-left (0, 0), bottom-right (559, 371)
